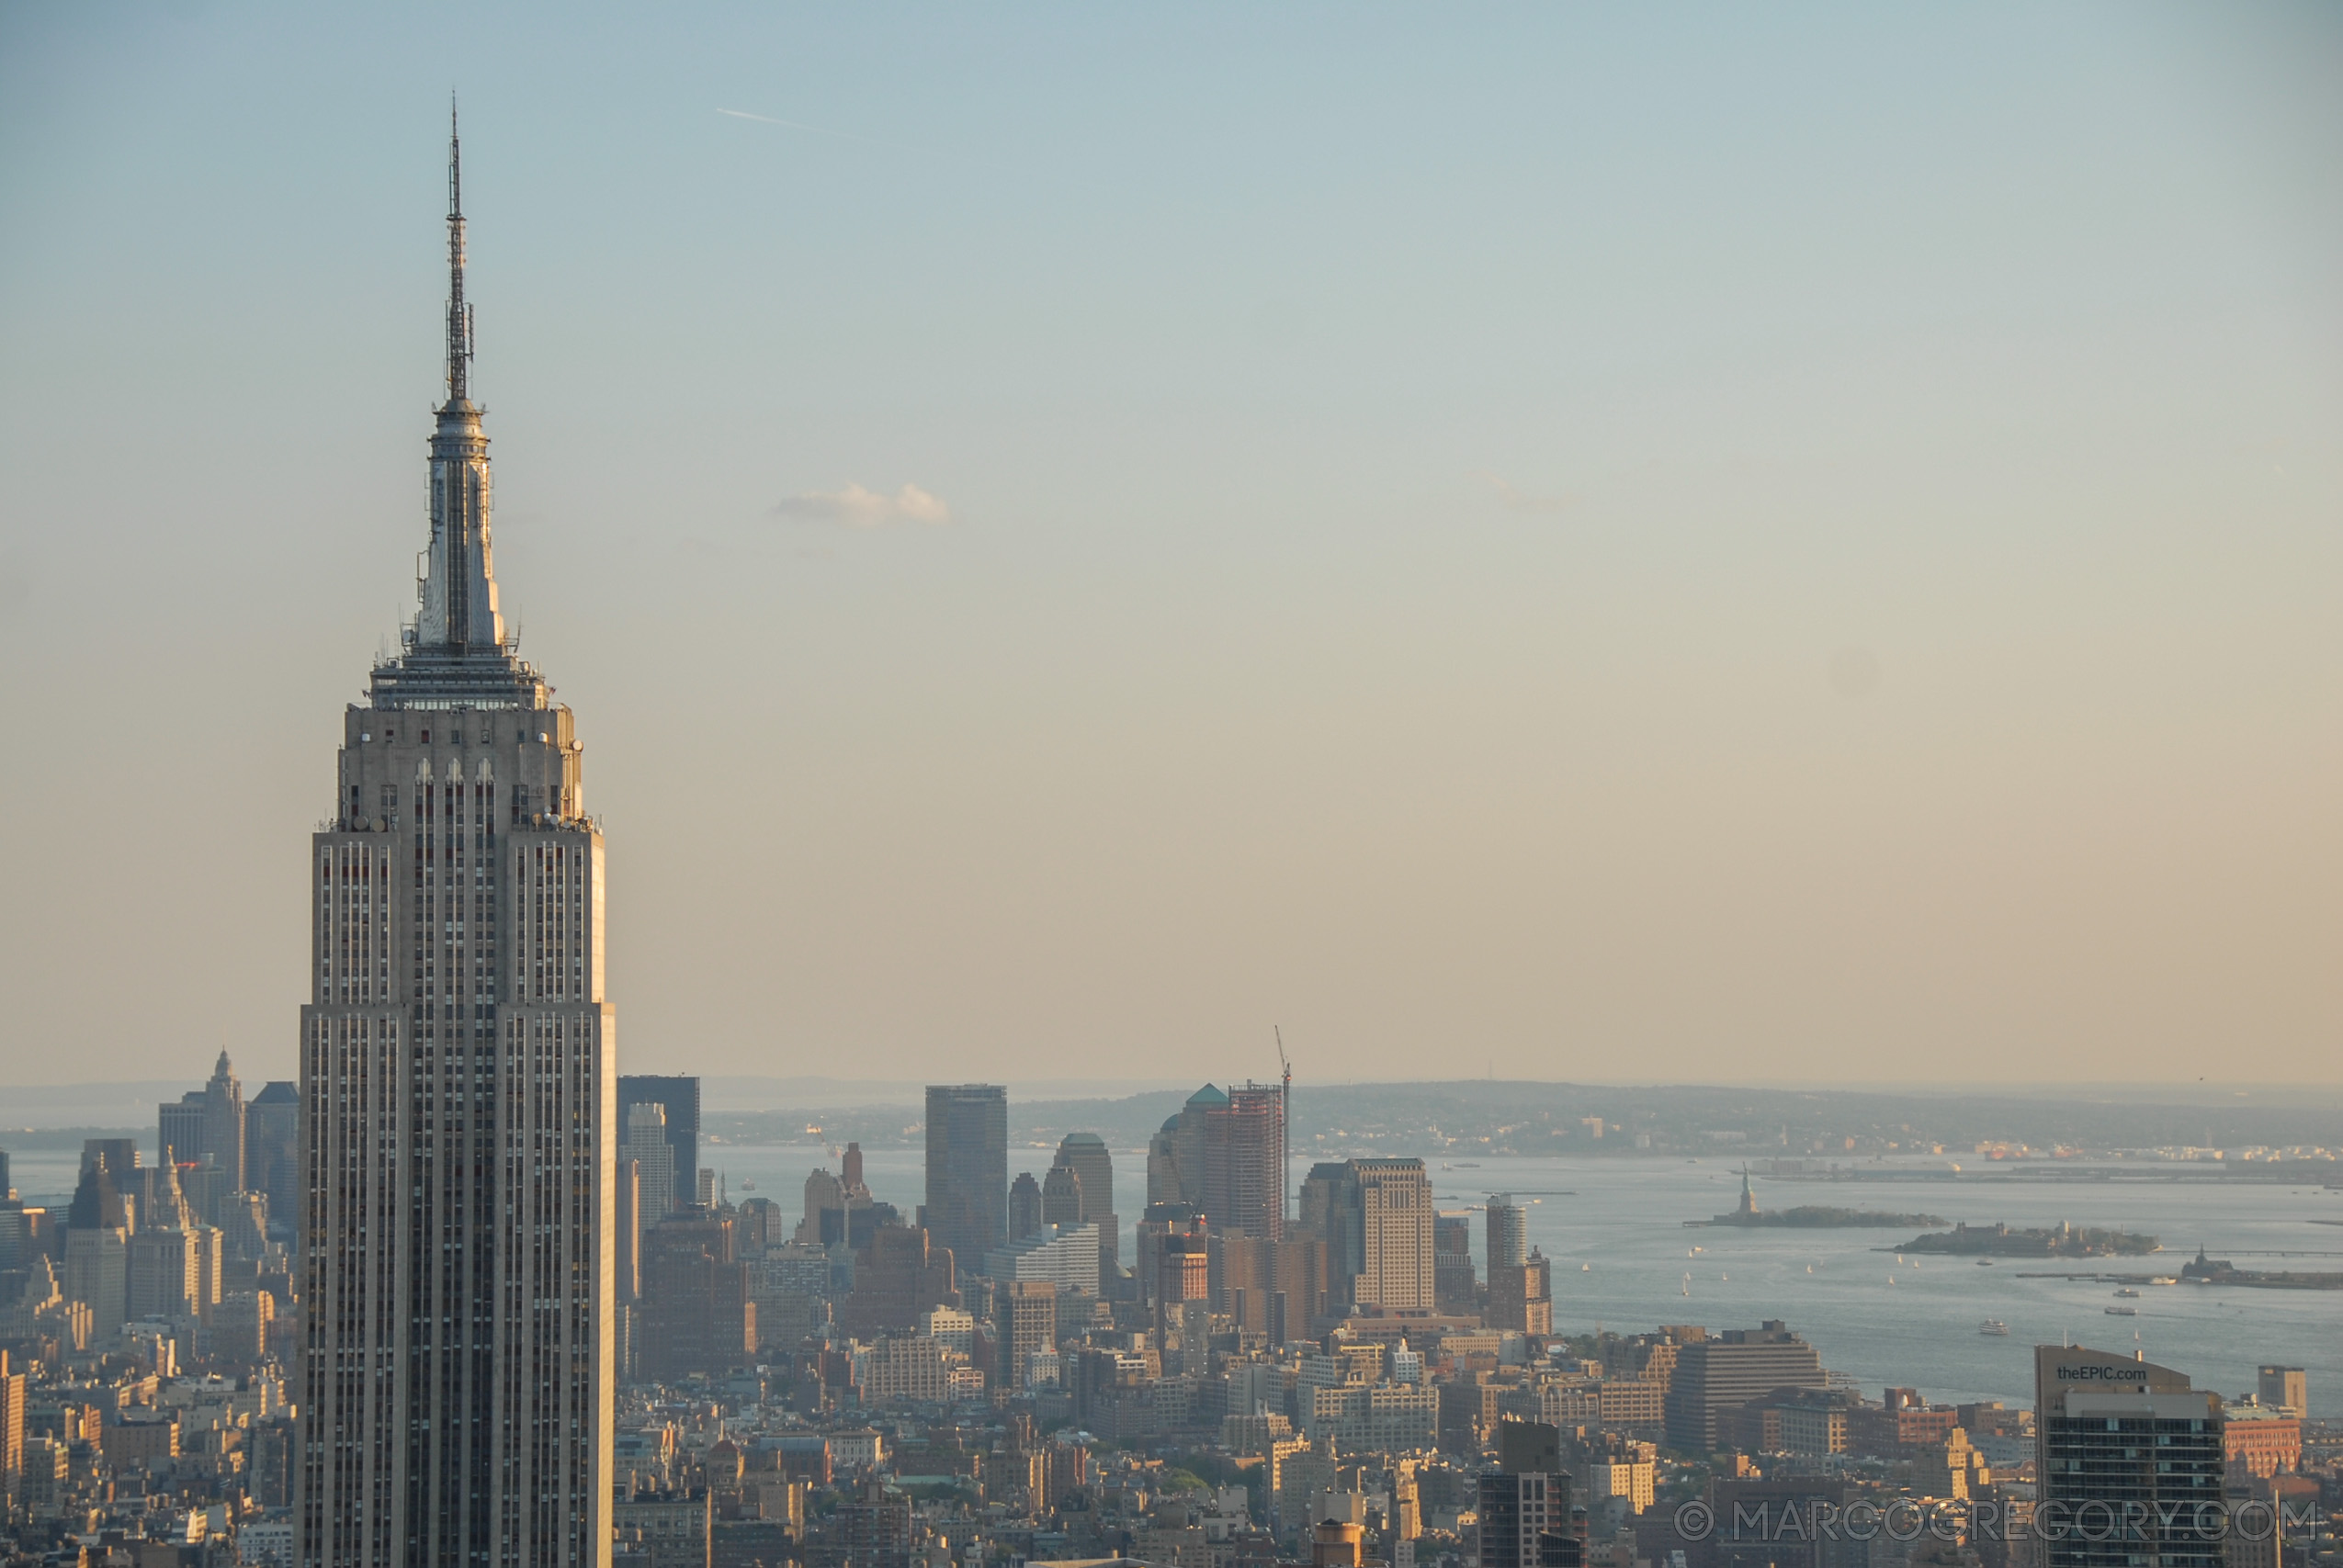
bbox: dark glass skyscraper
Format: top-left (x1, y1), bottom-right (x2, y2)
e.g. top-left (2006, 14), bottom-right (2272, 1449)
top-left (297, 117), bottom-right (614, 1568)
top-left (923, 1084), bottom-right (1008, 1264)
top-left (617, 1075), bottom-right (701, 1209)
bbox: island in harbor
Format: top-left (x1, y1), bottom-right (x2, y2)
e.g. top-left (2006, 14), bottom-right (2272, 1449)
top-left (1891, 1219), bottom-right (2159, 1257)
top-left (1692, 1170), bottom-right (1945, 1228)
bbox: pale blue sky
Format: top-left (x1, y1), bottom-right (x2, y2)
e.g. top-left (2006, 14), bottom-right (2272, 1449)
top-left (2, 5), bottom-right (2338, 1088)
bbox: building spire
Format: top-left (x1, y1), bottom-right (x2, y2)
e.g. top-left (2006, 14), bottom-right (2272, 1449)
top-left (446, 97), bottom-right (474, 406)
top-left (413, 102), bottom-right (505, 655)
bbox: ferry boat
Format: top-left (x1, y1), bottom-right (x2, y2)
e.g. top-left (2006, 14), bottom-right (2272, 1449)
top-left (2105, 1305), bottom-right (2137, 1316)
top-left (1979, 1319), bottom-right (2009, 1337)
top-left (2113, 1287), bottom-right (2140, 1298)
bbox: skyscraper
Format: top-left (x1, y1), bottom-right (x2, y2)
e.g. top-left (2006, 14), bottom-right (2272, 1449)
top-left (1040, 1164), bottom-right (1082, 1228)
top-left (62, 1156), bottom-right (131, 1343)
top-left (1202, 1084), bottom-right (1285, 1240)
top-left (1009, 1172), bottom-right (1044, 1240)
top-left (923, 1085), bottom-right (1008, 1263)
top-left (1352, 1158), bottom-right (1433, 1311)
top-left (297, 117), bottom-right (613, 1568)
top-left (617, 1075), bottom-right (700, 1210)
top-left (244, 1081), bottom-right (300, 1244)
top-left (1489, 1249), bottom-right (1553, 1335)
top-left (1053, 1132), bottom-right (1119, 1275)
top-left (202, 1051), bottom-right (246, 1191)
top-left (2035, 1346), bottom-right (2224, 1568)
top-left (1486, 1194), bottom-right (1526, 1273)
top-left (622, 1102), bottom-right (678, 1224)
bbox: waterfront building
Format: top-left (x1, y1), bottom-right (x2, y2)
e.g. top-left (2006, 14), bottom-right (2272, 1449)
top-left (2035, 1345), bottom-right (2223, 1568)
top-left (924, 1085), bottom-right (1009, 1262)
top-left (296, 118), bottom-right (612, 1566)
top-left (1308, 1158), bottom-right (1434, 1314)
top-left (2256, 1364), bottom-right (2306, 1415)
top-left (1487, 1195), bottom-right (1527, 1273)
top-left (1489, 1248), bottom-right (1553, 1335)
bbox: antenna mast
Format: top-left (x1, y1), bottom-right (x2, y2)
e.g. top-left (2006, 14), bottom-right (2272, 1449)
top-left (446, 98), bottom-right (474, 403)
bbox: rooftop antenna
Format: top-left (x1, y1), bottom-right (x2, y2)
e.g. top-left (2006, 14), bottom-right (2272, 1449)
top-left (446, 96), bottom-right (475, 404)
top-left (1274, 1025), bottom-right (1291, 1228)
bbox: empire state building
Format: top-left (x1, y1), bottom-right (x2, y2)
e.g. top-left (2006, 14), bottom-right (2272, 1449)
top-left (299, 118), bottom-right (615, 1568)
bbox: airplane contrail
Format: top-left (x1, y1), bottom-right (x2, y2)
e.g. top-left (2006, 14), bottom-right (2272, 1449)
top-left (717, 107), bottom-right (892, 147)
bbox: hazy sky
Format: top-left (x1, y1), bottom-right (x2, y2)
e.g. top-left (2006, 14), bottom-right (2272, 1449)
top-left (2, 6), bottom-right (2338, 1091)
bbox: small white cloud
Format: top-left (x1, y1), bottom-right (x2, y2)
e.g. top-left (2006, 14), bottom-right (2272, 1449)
top-left (772, 482), bottom-right (953, 528)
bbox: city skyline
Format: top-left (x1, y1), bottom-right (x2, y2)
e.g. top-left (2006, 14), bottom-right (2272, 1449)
top-left (6, 6), bottom-right (2342, 1089)
top-left (0, 17), bottom-right (2336, 1568)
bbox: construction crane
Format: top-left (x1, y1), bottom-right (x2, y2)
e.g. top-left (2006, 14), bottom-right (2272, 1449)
top-left (1273, 1024), bottom-right (1291, 1177)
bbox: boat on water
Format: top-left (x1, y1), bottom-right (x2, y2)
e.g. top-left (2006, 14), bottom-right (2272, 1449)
top-left (1976, 1258), bottom-right (1994, 1267)
top-left (1979, 1319), bottom-right (2009, 1337)
top-left (2149, 1277), bottom-right (2179, 1286)
top-left (2113, 1288), bottom-right (2141, 1298)
top-left (2105, 1305), bottom-right (2138, 1316)
top-left (739, 1179), bottom-right (755, 1191)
